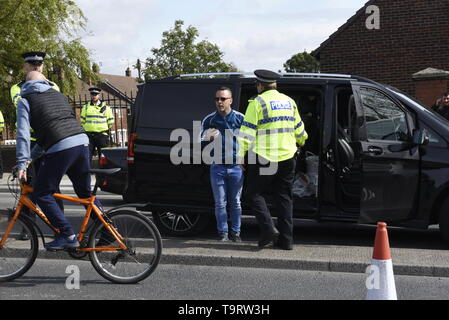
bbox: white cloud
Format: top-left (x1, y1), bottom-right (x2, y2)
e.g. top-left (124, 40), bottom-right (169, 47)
top-left (72, 0), bottom-right (367, 75)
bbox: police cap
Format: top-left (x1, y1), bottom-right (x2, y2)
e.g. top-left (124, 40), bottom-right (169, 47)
top-left (89, 87), bottom-right (102, 95)
top-left (22, 51), bottom-right (46, 65)
top-left (254, 69), bottom-right (281, 83)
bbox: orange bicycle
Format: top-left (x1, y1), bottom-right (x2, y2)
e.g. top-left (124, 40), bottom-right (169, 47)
top-left (0, 168), bottom-right (162, 284)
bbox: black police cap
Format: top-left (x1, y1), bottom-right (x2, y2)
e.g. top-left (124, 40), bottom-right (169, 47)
top-left (22, 51), bottom-right (46, 64)
top-left (89, 87), bottom-right (102, 95)
top-left (254, 69), bottom-right (281, 83)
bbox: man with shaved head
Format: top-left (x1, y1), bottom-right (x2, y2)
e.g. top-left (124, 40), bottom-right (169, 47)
top-left (16, 71), bottom-right (104, 250)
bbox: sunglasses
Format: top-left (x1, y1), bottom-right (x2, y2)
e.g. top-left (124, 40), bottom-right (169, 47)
top-left (214, 97), bottom-right (231, 102)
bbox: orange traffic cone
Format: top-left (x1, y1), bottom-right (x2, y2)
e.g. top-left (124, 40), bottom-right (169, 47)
top-left (365, 222), bottom-right (397, 300)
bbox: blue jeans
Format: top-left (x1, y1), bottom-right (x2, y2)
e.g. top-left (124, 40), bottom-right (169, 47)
top-left (210, 164), bottom-right (243, 235)
top-left (33, 145), bottom-right (103, 237)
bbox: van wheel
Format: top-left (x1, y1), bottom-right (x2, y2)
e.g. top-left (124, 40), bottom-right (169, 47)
top-left (152, 211), bottom-right (212, 237)
top-left (439, 198), bottom-right (449, 246)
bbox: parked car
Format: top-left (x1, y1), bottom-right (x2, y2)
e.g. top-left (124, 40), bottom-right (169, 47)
top-left (122, 71), bottom-right (449, 246)
top-left (95, 147), bottom-right (128, 196)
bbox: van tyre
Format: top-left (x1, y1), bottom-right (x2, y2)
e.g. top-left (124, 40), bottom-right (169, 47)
top-left (152, 211), bottom-right (212, 237)
top-left (439, 197), bottom-right (449, 246)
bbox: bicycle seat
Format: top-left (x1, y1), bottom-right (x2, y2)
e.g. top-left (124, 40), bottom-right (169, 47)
top-left (89, 168), bottom-right (121, 175)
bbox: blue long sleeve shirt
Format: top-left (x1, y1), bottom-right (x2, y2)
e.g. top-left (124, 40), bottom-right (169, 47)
top-left (200, 109), bottom-right (244, 165)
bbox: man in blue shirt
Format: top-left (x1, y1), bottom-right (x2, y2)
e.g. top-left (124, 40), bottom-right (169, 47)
top-left (201, 87), bottom-right (244, 242)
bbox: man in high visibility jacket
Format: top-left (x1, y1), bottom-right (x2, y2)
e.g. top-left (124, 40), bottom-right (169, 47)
top-left (237, 69), bottom-right (308, 250)
top-left (11, 51), bottom-right (60, 112)
top-left (80, 87), bottom-right (114, 161)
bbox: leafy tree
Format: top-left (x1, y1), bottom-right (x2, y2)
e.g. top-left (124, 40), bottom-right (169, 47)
top-left (0, 0), bottom-right (98, 125)
top-left (283, 51), bottom-right (320, 73)
top-left (143, 20), bottom-right (238, 80)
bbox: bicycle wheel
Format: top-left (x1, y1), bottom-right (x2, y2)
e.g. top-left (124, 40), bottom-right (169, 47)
top-left (88, 209), bottom-right (162, 284)
top-left (0, 212), bottom-right (38, 282)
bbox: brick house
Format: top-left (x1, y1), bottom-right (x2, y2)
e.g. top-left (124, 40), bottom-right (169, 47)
top-left (312, 0), bottom-right (449, 106)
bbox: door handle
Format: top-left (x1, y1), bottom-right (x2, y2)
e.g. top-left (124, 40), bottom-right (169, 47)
top-left (365, 146), bottom-right (383, 156)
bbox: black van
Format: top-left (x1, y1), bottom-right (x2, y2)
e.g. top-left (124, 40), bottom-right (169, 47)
top-left (124, 72), bottom-right (449, 245)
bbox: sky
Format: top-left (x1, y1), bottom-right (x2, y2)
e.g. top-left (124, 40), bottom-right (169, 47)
top-left (74, 0), bottom-right (369, 77)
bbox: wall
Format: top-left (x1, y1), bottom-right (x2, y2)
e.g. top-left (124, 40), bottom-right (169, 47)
top-left (317, 0), bottom-right (449, 98)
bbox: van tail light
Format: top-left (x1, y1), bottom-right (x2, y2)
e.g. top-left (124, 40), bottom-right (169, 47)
top-left (99, 154), bottom-right (108, 166)
top-left (127, 133), bottom-right (136, 164)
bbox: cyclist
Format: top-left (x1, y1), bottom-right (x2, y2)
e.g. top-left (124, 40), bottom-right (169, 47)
top-left (16, 71), bottom-right (104, 250)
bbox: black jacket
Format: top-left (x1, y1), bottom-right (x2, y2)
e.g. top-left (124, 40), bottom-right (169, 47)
top-left (22, 88), bottom-right (85, 150)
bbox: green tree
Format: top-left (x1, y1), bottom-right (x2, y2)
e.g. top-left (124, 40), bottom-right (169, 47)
top-left (0, 0), bottom-right (98, 125)
top-left (283, 51), bottom-right (320, 73)
top-left (143, 20), bottom-right (238, 80)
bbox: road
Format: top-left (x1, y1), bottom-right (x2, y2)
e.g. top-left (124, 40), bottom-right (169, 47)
top-left (1, 177), bottom-right (449, 301)
top-left (1, 258), bottom-right (449, 300)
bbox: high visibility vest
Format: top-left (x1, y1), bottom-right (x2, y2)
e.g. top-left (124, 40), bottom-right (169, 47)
top-left (0, 110), bottom-right (4, 133)
top-left (237, 89), bottom-right (308, 162)
top-left (80, 101), bottom-right (114, 133)
top-left (11, 80), bottom-right (60, 141)
top-left (10, 81), bottom-right (60, 108)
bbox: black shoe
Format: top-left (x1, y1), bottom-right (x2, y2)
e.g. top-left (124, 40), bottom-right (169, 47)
top-left (258, 229), bottom-right (280, 248)
top-left (218, 233), bottom-right (229, 242)
top-left (229, 231), bottom-right (242, 243)
top-left (274, 240), bottom-right (293, 250)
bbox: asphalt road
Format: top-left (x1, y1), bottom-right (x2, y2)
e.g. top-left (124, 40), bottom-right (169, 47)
top-left (1, 258), bottom-right (449, 300)
top-left (1, 188), bottom-right (445, 251)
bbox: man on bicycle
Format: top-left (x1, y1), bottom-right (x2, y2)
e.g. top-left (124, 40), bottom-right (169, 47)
top-left (16, 71), bottom-right (103, 250)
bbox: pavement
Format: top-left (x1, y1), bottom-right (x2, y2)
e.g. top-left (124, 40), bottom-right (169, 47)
top-left (1, 172), bottom-right (449, 278)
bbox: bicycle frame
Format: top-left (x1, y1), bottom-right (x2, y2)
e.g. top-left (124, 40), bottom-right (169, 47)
top-left (0, 182), bottom-right (127, 252)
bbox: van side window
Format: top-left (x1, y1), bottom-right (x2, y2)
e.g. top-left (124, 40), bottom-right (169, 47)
top-left (359, 87), bottom-right (409, 142)
top-left (421, 124), bottom-right (446, 147)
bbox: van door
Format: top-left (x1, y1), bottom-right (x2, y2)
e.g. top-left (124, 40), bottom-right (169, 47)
top-left (351, 84), bottom-right (420, 223)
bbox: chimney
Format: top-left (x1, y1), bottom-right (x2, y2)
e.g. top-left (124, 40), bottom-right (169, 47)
top-left (126, 67), bottom-right (131, 77)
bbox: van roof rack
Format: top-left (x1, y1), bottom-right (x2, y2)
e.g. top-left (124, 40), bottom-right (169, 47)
top-left (279, 72), bottom-right (352, 78)
top-left (177, 72), bottom-right (252, 78)
top-left (171, 72), bottom-right (352, 79)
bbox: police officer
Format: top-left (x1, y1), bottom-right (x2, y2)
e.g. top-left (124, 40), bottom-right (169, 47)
top-left (10, 52), bottom-right (61, 240)
top-left (11, 51), bottom-right (60, 110)
top-left (80, 87), bottom-right (114, 161)
top-left (237, 70), bottom-right (308, 250)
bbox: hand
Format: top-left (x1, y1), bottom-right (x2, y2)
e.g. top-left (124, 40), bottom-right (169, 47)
top-left (205, 129), bottom-right (220, 141)
top-left (18, 169), bottom-right (27, 182)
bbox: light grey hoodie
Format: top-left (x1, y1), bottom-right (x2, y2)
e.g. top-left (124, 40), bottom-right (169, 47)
top-left (16, 80), bottom-right (88, 170)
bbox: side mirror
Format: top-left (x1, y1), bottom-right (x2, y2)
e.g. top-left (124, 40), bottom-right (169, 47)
top-left (412, 129), bottom-right (429, 146)
top-left (388, 129), bottom-right (429, 152)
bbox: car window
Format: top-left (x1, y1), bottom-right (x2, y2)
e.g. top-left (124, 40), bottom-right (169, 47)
top-left (138, 82), bottom-right (237, 130)
top-left (420, 123), bottom-right (446, 147)
top-left (359, 87), bottom-right (409, 142)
